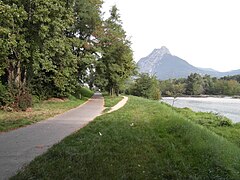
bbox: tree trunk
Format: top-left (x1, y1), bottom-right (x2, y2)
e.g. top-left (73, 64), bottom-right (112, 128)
top-left (23, 67), bottom-right (27, 86)
top-left (116, 88), bottom-right (119, 96)
top-left (15, 61), bottom-right (21, 88)
top-left (7, 60), bottom-right (30, 109)
top-left (7, 63), bottom-right (13, 87)
top-left (109, 87), bottom-right (114, 96)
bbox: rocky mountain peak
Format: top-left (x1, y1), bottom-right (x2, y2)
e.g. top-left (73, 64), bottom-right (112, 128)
top-left (137, 47), bottom-right (240, 80)
top-left (137, 46), bottom-right (171, 75)
top-left (153, 46), bottom-right (171, 55)
top-left (147, 46), bottom-right (171, 60)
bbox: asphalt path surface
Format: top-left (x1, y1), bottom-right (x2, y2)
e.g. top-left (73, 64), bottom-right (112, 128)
top-left (0, 93), bottom-right (104, 179)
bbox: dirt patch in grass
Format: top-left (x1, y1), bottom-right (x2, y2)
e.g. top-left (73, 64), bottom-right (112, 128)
top-left (45, 98), bottom-right (68, 102)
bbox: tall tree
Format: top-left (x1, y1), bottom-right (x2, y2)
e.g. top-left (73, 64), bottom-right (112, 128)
top-left (95, 5), bottom-right (136, 95)
top-left (130, 73), bottom-right (161, 100)
top-left (70, 0), bottom-right (103, 88)
top-left (0, 1), bottom-right (30, 108)
top-left (25, 0), bottom-right (78, 98)
top-left (186, 73), bottom-right (204, 95)
top-left (1, 0), bottom-right (78, 105)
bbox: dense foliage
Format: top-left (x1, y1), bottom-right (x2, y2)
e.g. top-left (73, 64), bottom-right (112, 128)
top-left (0, 0), bottom-right (135, 110)
top-left (95, 6), bottom-right (136, 96)
top-left (126, 73), bottom-right (240, 100)
top-left (160, 73), bottom-right (240, 96)
top-left (127, 73), bottom-right (161, 100)
top-left (221, 75), bottom-right (240, 83)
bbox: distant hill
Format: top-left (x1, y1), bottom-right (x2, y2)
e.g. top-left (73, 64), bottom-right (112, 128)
top-left (197, 67), bottom-right (218, 72)
top-left (222, 69), bottom-right (240, 77)
top-left (137, 46), bottom-right (240, 80)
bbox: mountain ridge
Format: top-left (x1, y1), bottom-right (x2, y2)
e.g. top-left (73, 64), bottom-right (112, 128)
top-left (137, 47), bottom-right (240, 80)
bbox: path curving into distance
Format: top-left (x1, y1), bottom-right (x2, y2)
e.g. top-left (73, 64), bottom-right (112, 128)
top-left (107, 96), bottom-right (128, 114)
top-left (0, 93), bottom-right (104, 179)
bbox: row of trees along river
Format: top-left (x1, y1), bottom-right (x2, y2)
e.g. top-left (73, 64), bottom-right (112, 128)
top-left (126, 73), bottom-right (240, 100)
top-left (0, 0), bottom-right (136, 110)
top-left (160, 73), bottom-right (240, 97)
top-left (126, 73), bottom-right (240, 123)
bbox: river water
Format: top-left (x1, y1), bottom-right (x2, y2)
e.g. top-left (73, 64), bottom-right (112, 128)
top-left (161, 97), bottom-right (240, 123)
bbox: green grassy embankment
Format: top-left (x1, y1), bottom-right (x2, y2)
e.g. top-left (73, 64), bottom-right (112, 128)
top-left (12, 96), bottom-right (240, 179)
top-left (0, 87), bottom-right (93, 132)
top-left (173, 107), bottom-right (240, 147)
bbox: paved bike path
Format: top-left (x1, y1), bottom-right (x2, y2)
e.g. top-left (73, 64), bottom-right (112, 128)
top-left (0, 93), bottom-right (104, 179)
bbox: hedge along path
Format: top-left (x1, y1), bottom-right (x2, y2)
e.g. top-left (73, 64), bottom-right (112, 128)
top-left (107, 96), bottom-right (129, 113)
top-left (0, 93), bottom-right (104, 179)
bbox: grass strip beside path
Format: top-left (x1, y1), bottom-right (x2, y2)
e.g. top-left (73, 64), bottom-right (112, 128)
top-left (102, 94), bottom-right (124, 113)
top-left (103, 94), bottom-right (124, 108)
top-left (12, 96), bottom-right (240, 179)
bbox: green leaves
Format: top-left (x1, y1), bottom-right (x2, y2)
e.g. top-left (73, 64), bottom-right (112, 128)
top-left (0, 1), bottom-right (28, 61)
top-left (95, 5), bottom-right (136, 95)
top-left (0, 0), bottom-right (135, 106)
top-left (130, 73), bottom-right (161, 100)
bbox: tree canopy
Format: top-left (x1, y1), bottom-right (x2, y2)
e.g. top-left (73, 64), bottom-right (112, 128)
top-left (128, 73), bottom-right (161, 100)
top-left (0, 1), bottom-right (135, 110)
top-left (95, 5), bottom-right (136, 96)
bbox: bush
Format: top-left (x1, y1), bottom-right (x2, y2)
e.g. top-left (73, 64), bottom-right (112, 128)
top-left (218, 118), bottom-right (233, 127)
top-left (18, 90), bottom-right (33, 111)
top-left (0, 82), bottom-right (32, 111)
top-left (0, 83), bottom-right (13, 106)
top-left (79, 87), bottom-right (94, 98)
top-left (32, 95), bottom-right (41, 104)
top-left (72, 86), bottom-right (94, 99)
top-left (130, 73), bottom-right (161, 100)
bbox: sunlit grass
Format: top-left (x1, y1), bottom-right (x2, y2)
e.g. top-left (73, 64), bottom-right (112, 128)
top-left (103, 93), bottom-right (123, 107)
top-left (12, 96), bottom-right (240, 179)
top-left (172, 106), bottom-right (240, 147)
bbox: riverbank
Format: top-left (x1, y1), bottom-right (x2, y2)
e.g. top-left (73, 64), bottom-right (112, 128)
top-left (162, 94), bottom-right (240, 99)
top-left (162, 96), bottom-right (240, 123)
top-left (12, 96), bottom-right (240, 179)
